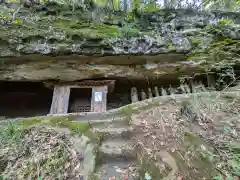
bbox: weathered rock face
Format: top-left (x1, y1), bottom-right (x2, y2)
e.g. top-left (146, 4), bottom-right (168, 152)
top-left (0, 54), bottom-right (205, 81)
top-left (0, 2), bottom-right (239, 81)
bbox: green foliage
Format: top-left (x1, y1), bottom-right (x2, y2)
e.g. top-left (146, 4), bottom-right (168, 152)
top-left (203, 0), bottom-right (211, 7)
top-left (189, 37), bottom-right (201, 46)
top-left (167, 43), bottom-right (174, 49)
top-left (0, 122), bottom-right (25, 147)
top-left (212, 175), bottom-right (223, 180)
top-left (203, 0), bottom-right (240, 10)
top-left (42, 117), bottom-right (90, 135)
top-left (94, 0), bottom-right (107, 6)
top-left (20, 118), bottom-right (43, 126)
top-left (219, 19), bottom-right (233, 25)
top-left (112, 0), bottom-right (119, 9)
top-left (187, 23), bottom-right (240, 77)
top-left (212, 142), bottom-right (240, 180)
top-left (120, 22), bottom-right (140, 37)
top-left (228, 142), bottom-right (240, 176)
top-left (132, 0), bottom-right (141, 11)
top-left (119, 105), bottom-right (134, 115)
top-left (19, 116), bottom-right (104, 145)
top-left (213, 175), bottom-right (235, 180)
top-left (142, 3), bottom-right (161, 12)
top-left (67, 122), bottom-right (90, 135)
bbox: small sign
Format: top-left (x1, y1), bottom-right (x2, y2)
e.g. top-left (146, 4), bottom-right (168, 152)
top-left (94, 92), bottom-right (103, 102)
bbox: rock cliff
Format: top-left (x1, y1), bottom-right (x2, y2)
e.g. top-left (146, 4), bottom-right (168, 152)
top-left (0, 1), bottom-right (239, 81)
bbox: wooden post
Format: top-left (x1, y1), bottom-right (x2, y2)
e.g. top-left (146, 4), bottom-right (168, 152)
top-left (131, 87), bottom-right (138, 103)
top-left (141, 89), bottom-right (147, 100)
top-left (91, 86), bottom-right (108, 113)
top-left (50, 85), bottom-right (70, 114)
top-left (148, 88), bottom-right (153, 98)
top-left (207, 74), bottom-right (215, 90)
top-left (154, 86), bottom-right (159, 97)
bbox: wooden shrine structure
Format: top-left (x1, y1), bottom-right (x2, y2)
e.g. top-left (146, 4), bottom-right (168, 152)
top-left (49, 80), bottom-right (115, 114)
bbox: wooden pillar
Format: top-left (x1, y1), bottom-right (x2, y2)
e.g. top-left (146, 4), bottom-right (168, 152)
top-left (148, 88), bottom-right (153, 98)
top-left (131, 87), bottom-right (138, 103)
top-left (50, 85), bottom-right (70, 114)
top-left (154, 86), bottom-right (159, 97)
top-left (91, 86), bottom-right (108, 113)
top-left (207, 74), bottom-right (215, 90)
top-left (141, 89), bottom-right (147, 100)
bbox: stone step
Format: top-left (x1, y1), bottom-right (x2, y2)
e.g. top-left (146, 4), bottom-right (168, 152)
top-left (100, 139), bottom-right (135, 160)
top-left (89, 117), bottom-right (130, 129)
top-left (71, 113), bottom-right (126, 122)
top-left (72, 116), bottom-right (129, 125)
top-left (98, 160), bottom-right (139, 180)
top-left (93, 127), bottom-right (134, 140)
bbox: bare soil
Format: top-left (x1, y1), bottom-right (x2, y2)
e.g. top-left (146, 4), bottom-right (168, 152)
top-left (131, 94), bottom-right (240, 180)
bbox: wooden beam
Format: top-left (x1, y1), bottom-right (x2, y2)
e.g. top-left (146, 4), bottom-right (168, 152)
top-left (47, 80), bottom-right (116, 93)
top-left (50, 85), bottom-right (70, 114)
top-left (54, 80), bottom-right (115, 87)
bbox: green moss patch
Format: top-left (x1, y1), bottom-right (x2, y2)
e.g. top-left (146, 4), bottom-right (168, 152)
top-left (0, 122), bottom-right (26, 147)
top-left (19, 116), bottom-right (104, 144)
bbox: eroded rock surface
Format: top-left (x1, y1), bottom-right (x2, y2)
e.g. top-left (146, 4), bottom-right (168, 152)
top-left (1, 4), bottom-right (240, 57)
top-left (0, 2), bottom-right (240, 81)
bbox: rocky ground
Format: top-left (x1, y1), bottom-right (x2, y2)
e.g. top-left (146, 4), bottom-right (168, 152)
top-left (0, 91), bottom-right (240, 180)
top-left (91, 91), bottom-right (240, 180)
top-left (131, 93), bottom-right (240, 180)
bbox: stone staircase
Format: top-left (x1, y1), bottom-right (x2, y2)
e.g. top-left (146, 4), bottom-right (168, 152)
top-left (87, 117), bottom-right (139, 179)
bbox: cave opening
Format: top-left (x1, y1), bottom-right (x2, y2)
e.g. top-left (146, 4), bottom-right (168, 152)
top-left (0, 81), bottom-right (53, 119)
top-left (68, 88), bottom-right (92, 113)
top-left (107, 80), bottom-right (131, 110)
top-left (0, 72), bottom-right (234, 119)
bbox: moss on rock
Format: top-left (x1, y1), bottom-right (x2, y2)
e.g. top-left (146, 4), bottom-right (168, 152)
top-left (1, 2), bottom-right (239, 58)
top-left (19, 116), bottom-right (102, 143)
